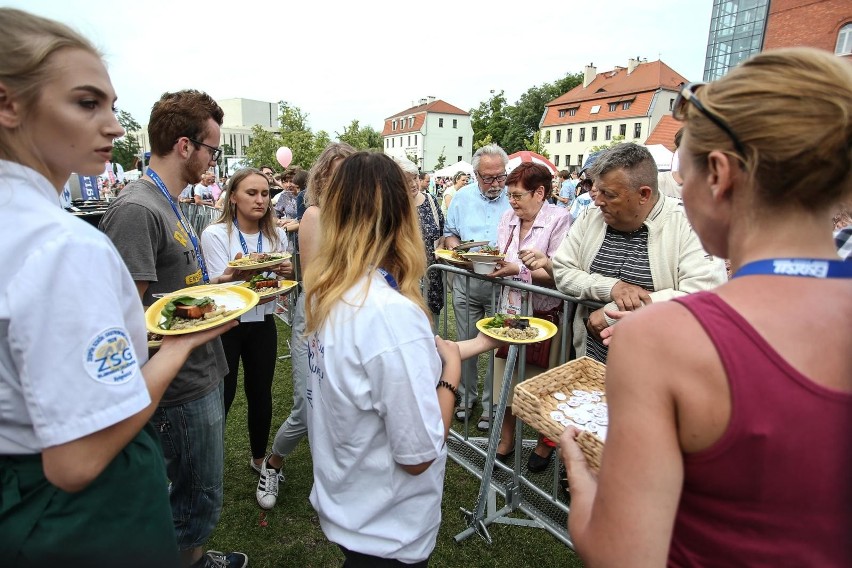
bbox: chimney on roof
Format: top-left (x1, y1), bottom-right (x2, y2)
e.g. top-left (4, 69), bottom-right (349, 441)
top-left (419, 98), bottom-right (427, 105)
top-left (627, 57), bottom-right (640, 74)
top-left (583, 63), bottom-right (596, 88)
top-left (427, 96), bottom-right (435, 104)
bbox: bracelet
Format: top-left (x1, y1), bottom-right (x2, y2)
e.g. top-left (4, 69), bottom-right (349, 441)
top-left (436, 380), bottom-right (459, 399)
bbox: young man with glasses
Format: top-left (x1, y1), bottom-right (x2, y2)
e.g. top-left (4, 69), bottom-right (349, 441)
top-left (100, 90), bottom-right (248, 568)
top-left (443, 144), bottom-right (511, 431)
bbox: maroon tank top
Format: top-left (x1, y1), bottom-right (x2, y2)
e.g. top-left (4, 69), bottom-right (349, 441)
top-left (668, 292), bottom-right (852, 567)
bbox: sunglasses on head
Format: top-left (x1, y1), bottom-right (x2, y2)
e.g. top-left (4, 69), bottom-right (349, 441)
top-left (673, 82), bottom-right (747, 159)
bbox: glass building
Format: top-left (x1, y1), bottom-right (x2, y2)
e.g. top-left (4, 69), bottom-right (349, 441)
top-left (703, 0), bottom-right (771, 81)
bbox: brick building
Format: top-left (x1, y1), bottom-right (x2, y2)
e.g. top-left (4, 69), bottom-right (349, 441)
top-left (763, 0), bottom-right (851, 56)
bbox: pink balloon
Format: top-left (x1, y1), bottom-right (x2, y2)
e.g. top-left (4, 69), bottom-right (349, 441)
top-left (276, 147), bottom-right (293, 168)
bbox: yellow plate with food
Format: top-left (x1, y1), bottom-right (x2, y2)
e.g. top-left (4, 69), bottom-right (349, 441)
top-left (147, 331), bottom-right (163, 350)
top-left (476, 314), bottom-right (558, 344)
top-left (239, 277), bottom-right (299, 299)
top-left (227, 252), bottom-right (292, 270)
top-left (145, 285), bottom-right (260, 335)
top-left (435, 248), bottom-right (472, 267)
top-left (460, 245), bottom-right (505, 263)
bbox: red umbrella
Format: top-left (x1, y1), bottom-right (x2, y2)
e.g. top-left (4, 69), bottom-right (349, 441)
top-left (506, 151), bottom-right (558, 175)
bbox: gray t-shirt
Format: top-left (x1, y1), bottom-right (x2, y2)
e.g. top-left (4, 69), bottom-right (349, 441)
top-left (99, 178), bottom-right (227, 405)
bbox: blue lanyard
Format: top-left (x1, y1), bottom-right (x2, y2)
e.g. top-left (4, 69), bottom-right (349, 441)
top-left (733, 258), bottom-right (852, 279)
top-left (377, 268), bottom-right (399, 291)
top-left (232, 218), bottom-right (262, 255)
top-left (146, 168), bottom-right (209, 283)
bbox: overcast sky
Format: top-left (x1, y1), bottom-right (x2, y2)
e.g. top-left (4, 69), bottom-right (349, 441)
top-left (14, 0), bottom-right (712, 137)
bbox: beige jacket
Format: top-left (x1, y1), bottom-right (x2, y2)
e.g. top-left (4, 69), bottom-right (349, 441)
top-left (552, 194), bottom-right (728, 358)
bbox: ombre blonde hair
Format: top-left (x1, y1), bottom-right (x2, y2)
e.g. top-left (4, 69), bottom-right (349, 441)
top-left (682, 47), bottom-right (852, 211)
top-left (303, 152), bottom-right (428, 333)
top-left (213, 168), bottom-right (282, 251)
top-left (0, 9), bottom-right (99, 165)
top-left (304, 142), bottom-right (356, 207)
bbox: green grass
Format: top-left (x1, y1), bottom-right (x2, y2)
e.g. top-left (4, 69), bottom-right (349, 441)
top-left (209, 302), bottom-right (584, 567)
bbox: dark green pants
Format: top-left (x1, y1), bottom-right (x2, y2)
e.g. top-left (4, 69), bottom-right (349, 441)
top-left (0, 425), bottom-right (178, 568)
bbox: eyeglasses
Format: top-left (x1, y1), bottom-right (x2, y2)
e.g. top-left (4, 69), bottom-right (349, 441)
top-left (672, 82), bottom-right (747, 159)
top-left (507, 191), bottom-right (533, 201)
top-left (477, 171), bottom-right (508, 185)
top-left (187, 137), bottom-right (222, 162)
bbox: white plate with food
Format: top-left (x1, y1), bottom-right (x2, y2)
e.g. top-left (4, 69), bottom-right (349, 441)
top-left (227, 252), bottom-right (292, 270)
top-left (476, 314), bottom-right (558, 344)
top-left (145, 285), bottom-right (259, 335)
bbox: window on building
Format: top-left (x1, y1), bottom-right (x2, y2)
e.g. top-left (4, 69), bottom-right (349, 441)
top-left (622, 101), bottom-right (631, 110)
top-left (836, 23), bottom-right (852, 55)
top-left (669, 98), bottom-right (675, 111)
top-left (619, 124), bottom-right (626, 137)
top-left (439, 118), bottom-right (444, 127)
top-left (578, 154), bottom-right (584, 168)
top-left (591, 127), bottom-right (598, 141)
top-left (567, 128), bottom-right (572, 142)
top-left (556, 129), bottom-right (561, 143)
top-left (579, 128), bottom-right (585, 142)
top-left (565, 155), bottom-right (570, 166)
top-left (554, 155), bottom-right (560, 167)
top-left (568, 108), bottom-right (577, 116)
top-left (400, 137), bottom-right (403, 147)
top-left (385, 139), bottom-right (389, 148)
top-left (407, 135), bottom-right (411, 146)
top-left (634, 123), bottom-right (642, 138)
top-left (458, 155), bottom-right (462, 162)
top-left (590, 105), bottom-right (601, 114)
top-left (409, 117), bottom-right (414, 128)
top-left (392, 120), bottom-right (397, 131)
top-left (608, 102), bottom-right (617, 112)
top-left (545, 130), bottom-right (551, 143)
top-left (414, 135), bottom-right (417, 145)
top-left (458, 136), bottom-right (463, 147)
top-left (452, 119), bottom-right (458, 128)
top-left (605, 125), bottom-right (612, 140)
top-left (391, 138), bottom-right (394, 148)
top-left (558, 109), bottom-right (567, 118)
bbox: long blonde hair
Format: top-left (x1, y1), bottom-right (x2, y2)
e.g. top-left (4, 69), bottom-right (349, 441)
top-left (0, 8), bottom-right (99, 165)
top-left (304, 142), bottom-right (356, 207)
top-left (303, 152), bottom-right (428, 333)
top-left (214, 168), bottom-right (282, 251)
top-left (683, 47), bottom-right (852, 212)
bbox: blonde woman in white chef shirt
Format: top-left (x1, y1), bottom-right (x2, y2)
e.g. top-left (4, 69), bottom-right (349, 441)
top-left (0, 8), bottom-right (234, 566)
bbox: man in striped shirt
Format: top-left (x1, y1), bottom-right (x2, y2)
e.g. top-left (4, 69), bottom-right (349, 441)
top-left (548, 143), bottom-right (727, 363)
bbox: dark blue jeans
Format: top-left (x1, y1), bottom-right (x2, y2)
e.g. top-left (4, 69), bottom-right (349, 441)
top-left (150, 382), bottom-right (225, 550)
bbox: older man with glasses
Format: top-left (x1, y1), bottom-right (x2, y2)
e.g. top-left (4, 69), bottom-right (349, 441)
top-left (443, 144), bottom-right (511, 431)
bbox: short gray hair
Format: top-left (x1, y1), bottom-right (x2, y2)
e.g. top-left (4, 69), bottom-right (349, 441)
top-left (589, 143), bottom-right (658, 193)
top-left (393, 156), bottom-right (419, 175)
top-left (471, 143), bottom-right (508, 172)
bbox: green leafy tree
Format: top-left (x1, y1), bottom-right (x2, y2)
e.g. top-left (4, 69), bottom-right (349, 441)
top-left (470, 91), bottom-right (510, 150)
top-left (112, 109), bottom-right (141, 170)
top-left (503, 73), bottom-right (583, 153)
top-left (433, 147), bottom-right (447, 170)
top-left (588, 134), bottom-right (626, 154)
top-left (473, 133), bottom-right (494, 152)
top-left (336, 120), bottom-right (383, 151)
top-left (524, 131), bottom-right (549, 157)
top-left (243, 125), bottom-right (282, 170)
top-left (221, 143), bottom-right (235, 158)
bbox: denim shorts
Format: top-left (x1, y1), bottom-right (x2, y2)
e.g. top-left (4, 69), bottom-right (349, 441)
top-left (150, 382), bottom-right (225, 550)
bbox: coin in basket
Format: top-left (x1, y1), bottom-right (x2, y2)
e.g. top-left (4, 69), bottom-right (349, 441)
top-left (592, 405), bottom-right (608, 419)
top-left (586, 421), bottom-right (600, 434)
top-left (552, 392), bottom-right (567, 401)
top-left (572, 410), bottom-right (592, 425)
top-left (550, 410), bottom-right (565, 422)
top-left (591, 390), bottom-right (604, 396)
top-left (567, 396), bottom-right (583, 407)
top-left (559, 418), bottom-right (572, 428)
top-left (557, 403), bottom-right (571, 413)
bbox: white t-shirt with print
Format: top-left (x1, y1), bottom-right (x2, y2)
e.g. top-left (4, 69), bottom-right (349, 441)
top-left (306, 272), bottom-right (445, 563)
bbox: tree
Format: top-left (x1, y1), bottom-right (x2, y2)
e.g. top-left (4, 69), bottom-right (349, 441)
top-left (502, 72), bottom-right (583, 154)
top-left (336, 120), bottom-right (383, 151)
top-left (243, 101), bottom-right (332, 173)
top-left (112, 109), bottom-right (141, 170)
top-left (588, 134), bottom-right (626, 154)
top-left (470, 91), bottom-right (510, 150)
top-left (242, 125), bottom-right (282, 171)
top-left (524, 131), bottom-right (549, 157)
top-left (433, 147), bottom-right (447, 171)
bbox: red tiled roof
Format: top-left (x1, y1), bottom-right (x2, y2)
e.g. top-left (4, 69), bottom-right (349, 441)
top-left (541, 60), bottom-right (688, 128)
top-left (645, 115), bottom-right (683, 152)
top-left (382, 100), bottom-right (468, 136)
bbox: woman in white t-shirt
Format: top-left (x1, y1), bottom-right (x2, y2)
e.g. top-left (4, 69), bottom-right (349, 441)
top-left (0, 9), bottom-right (235, 566)
top-left (200, 168), bottom-right (293, 488)
top-left (303, 152), bottom-right (499, 566)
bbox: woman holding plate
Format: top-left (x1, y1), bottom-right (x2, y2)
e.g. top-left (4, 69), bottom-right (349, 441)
top-left (560, 48), bottom-right (852, 566)
top-left (0, 8), bottom-right (235, 566)
top-left (488, 162), bottom-right (571, 471)
top-left (200, 167), bottom-right (294, 480)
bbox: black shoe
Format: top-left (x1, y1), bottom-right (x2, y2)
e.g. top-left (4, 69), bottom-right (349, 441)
top-left (495, 448), bottom-right (515, 464)
top-left (526, 449), bottom-right (553, 473)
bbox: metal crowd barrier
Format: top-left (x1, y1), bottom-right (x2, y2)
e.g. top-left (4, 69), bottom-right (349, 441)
top-left (427, 263), bottom-right (603, 548)
top-left (179, 202), bottom-right (219, 237)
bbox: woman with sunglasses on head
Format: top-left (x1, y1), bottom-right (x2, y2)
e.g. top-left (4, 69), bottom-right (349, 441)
top-left (200, 168), bottom-right (293, 485)
top-left (560, 47), bottom-right (851, 567)
top-left (0, 9), bottom-right (235, 566)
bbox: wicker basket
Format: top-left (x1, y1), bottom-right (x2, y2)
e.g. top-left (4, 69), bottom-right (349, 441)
top-left (512, 356), bottom-right (607, 471)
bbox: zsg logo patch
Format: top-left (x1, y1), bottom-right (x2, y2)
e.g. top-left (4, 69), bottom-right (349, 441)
top-left (83, 327), bottom-right (139, 385)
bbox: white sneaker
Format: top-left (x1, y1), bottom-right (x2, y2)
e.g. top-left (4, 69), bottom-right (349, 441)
top-left (256, 455), bottom-right (284, 510)
top-left (249, 458), bottom-right (262, 474)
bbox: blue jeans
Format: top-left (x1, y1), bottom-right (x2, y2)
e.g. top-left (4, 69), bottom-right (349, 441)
top-left (150, 382), bottom-right (225, 550)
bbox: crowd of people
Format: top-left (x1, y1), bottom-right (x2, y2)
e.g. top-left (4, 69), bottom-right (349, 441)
top-left (1, 6), bottom-right (850, 568)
